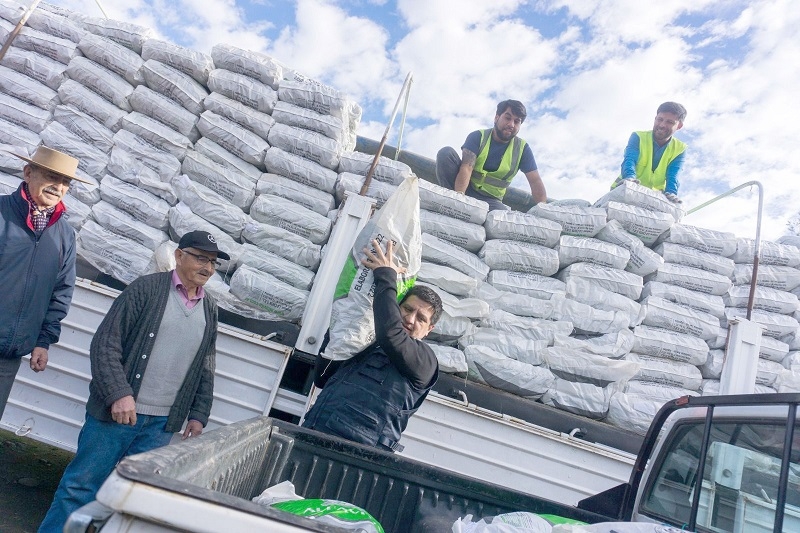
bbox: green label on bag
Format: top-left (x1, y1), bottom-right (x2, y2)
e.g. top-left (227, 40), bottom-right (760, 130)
top-left (271, 499), bottom-right (385, 532)
top-left (396, 275), bottom-right (416, 302)
top-left (333, 258), bottom-right (417, 304)
top-left (538, 513), bottom-right (588, 525)
top-left (334, 256), bottom-right (359, 300)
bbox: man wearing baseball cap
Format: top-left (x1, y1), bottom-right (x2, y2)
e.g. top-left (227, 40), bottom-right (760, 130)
top-left (0, 146), bottom-right (92, 421)
top-left (40, 230), bottom-right (227, 532)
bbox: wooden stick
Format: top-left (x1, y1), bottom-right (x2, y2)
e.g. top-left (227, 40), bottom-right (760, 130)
top-left (0, 0), bottom-right (43, 62)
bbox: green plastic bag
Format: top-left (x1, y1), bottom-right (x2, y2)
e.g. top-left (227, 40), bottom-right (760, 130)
top-left (271, 498), bottom-right (385, 533)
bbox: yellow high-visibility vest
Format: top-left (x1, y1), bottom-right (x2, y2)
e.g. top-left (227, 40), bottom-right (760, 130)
top-left (470, 129), bottom-right (526, 200)
top-left (614, 130), bottom-right (686, 191)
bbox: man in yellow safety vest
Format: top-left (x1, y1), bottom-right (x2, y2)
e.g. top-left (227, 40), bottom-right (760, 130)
top-left (612, 102), bottom-right (687, 204)
top-left (435, 100), bottom-right (547, 211)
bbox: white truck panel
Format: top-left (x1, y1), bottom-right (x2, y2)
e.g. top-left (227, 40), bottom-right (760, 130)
top-left (0, 278), bottom-right (291, 451)
top-left (272, 387), bottom-right (310, 418)
top-left (202, 326), bottom-right (292, 431)
top-left (95, 472), bottom-right (314, 533)
top-left (400, 393), bottom-right (635, 506)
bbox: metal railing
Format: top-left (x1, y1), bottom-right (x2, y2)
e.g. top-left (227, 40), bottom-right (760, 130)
top-left (685, 181), bottom-right (764, 319)
top-left (359, 72), bottom-right (414, 195)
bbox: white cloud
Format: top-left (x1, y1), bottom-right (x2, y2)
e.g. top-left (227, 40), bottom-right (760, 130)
top-left (171, 0), bottom-right (273, 52)
top-left (390, 1), bottom-right (561, 159)
top-left (44, 0), bottom-right (800, 240)
top-left (678, 0), bottom-right (800, 239)
top-left (544, 0), bottom-right (719, 42)
top-left (396, 0), bottom-right (526, 29)
top-left (269, 0), bottom-right (394, 100)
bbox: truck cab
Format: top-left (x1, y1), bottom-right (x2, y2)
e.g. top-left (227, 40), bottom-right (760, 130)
top-left (579, 393), bottom-right (800, 532)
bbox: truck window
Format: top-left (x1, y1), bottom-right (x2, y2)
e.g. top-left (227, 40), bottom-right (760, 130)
top-left (638, 416), bottom-right (800, 532)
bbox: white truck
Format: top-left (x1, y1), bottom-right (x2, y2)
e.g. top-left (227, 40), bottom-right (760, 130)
top-left (65, 392), bottom-right (800, 532)
top-left (0, 141), bottom-right (774, 510)
top-left (0, 268), bottom-right (637, 507)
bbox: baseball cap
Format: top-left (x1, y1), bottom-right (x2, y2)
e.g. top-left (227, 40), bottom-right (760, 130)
top-left (178, 230), bottom-right (231, 260)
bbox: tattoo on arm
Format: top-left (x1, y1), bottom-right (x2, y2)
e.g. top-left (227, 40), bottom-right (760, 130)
top-left (461, 149), bottom-right (476, 168)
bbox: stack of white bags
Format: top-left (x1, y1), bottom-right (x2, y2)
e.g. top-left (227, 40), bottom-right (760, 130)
top-left (0, 0), bottom-right (363, 323)
top-left (1, 1), bottom-right (799, 434)
top-left (417, 180), bottom-right (800, 434)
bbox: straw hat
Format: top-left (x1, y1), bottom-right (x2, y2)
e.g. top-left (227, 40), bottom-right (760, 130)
top-left (9, 146), bottom-right (92, 184)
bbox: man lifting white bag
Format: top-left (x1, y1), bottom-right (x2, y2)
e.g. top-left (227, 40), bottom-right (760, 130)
top-left (324, 175), bottom-right (422, 361)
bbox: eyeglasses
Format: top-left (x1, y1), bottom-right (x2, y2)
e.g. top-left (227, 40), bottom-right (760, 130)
top-left (180, 249), bottom-right (222, 268)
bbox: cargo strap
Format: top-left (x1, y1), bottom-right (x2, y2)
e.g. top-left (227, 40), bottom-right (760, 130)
top-left (378, 435), bottom-right (404, 453)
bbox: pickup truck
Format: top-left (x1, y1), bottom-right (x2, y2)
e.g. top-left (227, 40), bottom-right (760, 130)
top-left (66, 392), bottom-right (800, 532)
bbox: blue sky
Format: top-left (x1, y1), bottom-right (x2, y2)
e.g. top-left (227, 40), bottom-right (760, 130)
top-left (50, 0), bottom-right (800, 240)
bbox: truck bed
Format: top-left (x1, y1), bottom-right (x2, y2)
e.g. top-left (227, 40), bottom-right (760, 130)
top-left (96, 417), bottom-right (611, 533)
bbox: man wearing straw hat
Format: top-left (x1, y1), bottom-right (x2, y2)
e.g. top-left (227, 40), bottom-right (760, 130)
top-left (0, 145), bottom-right (90, 420)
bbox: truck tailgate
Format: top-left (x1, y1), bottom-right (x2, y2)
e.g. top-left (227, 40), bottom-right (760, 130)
top-left (401, 392), bottom-right (636, 506)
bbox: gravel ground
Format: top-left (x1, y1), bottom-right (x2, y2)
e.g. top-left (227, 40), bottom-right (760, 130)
top-left (0, 429), bottom-right (73, 533)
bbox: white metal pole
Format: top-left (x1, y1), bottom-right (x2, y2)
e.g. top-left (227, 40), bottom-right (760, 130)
top-left (687, 181), bottom-right (765, 395)
top-left (360, 72), bottom-right (413, 195)
top-left (719, 318), bottom-right (761, 395)
top-left (294, 192), bottom-right (376, 356)
top-left (394, 77), bottom-right (413, 161)
top-left (93, 0), bottom-right (109, 18)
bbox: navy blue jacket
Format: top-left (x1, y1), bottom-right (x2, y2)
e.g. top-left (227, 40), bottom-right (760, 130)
top-left (303, 267), bottom-right (438, 452)
top-left (0, 184), bottom-right (76, 359)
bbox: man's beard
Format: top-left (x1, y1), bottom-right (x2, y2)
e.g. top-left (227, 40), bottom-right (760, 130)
top-left (494, 125), bottom-right (514, 142)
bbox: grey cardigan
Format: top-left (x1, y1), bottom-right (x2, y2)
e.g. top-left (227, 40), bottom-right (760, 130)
top-left (86, 271), bottom-right (218, 433)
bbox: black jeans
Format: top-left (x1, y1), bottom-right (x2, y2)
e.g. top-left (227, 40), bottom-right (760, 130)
top-left (0, 356), bottom-right (21, 419)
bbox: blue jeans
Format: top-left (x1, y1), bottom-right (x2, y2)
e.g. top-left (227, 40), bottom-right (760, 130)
top-left (38, 412), bottom-right (173, 533)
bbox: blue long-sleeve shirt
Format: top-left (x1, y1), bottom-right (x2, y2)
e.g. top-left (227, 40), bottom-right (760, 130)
top-left (620, 132), bottom-right (684, 195)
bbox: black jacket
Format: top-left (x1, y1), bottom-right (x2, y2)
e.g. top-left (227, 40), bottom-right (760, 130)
top-left (303, 267), bottom-right (438, 452)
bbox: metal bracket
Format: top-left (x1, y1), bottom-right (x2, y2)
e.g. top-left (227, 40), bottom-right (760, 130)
top-left (14, 417), bottom-right (34, 437)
